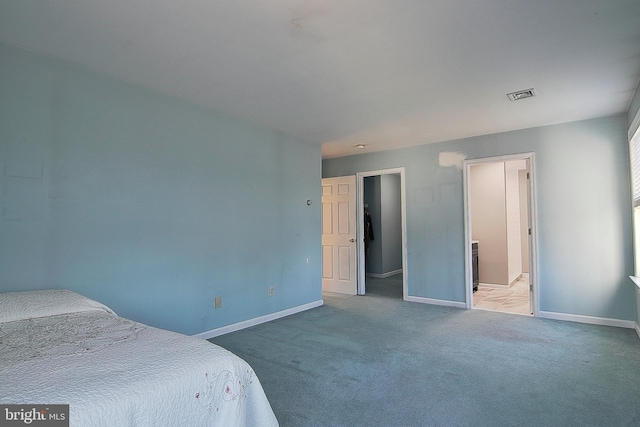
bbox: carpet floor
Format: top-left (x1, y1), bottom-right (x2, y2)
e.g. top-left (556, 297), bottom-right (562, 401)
top-left (211, 288), bottom-right (640, 427)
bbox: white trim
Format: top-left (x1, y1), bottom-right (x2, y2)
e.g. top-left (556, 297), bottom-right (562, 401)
top-left (366, 269), bottom-right (403, 279)
top-left (405, 295), bottom-right (467, 309)
top-left (356, 168), bottom-right (408, 300)
top-left (463, 152), bottom-right (539, 317)
top-left (538, 311), bottom-right (636, 329)
top-left (478, 282), bottom-right (511, 289)
top-left (630, 275), bottom-right (640, 289)
top-left (635, 322), bottom-right (640, 339)
top-left (192, 299), bottom-right (323, 339)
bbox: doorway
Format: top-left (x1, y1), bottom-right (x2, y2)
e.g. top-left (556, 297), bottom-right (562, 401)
top-left (463, 154), bottom-right (538, 316)
top-left (356, 168), bottom-right (408, 299)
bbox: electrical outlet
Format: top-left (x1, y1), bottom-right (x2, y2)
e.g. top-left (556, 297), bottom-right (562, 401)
top-left (214, 296), bottom-right (221, 308)
top-left (269, 286), bottom-right (274, 297)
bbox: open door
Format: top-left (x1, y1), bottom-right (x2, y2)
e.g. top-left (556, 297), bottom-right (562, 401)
top-left (321, 176), bottom-right (357, 294)
top-left (464, 153), bottom-right (538, 316)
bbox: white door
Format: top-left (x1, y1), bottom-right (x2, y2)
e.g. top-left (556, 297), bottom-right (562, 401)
top-left (321, 176), bottom-right (357, 295)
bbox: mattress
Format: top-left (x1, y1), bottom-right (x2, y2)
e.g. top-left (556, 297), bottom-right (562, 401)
top-left (0, 289), bottom-right (278, 426)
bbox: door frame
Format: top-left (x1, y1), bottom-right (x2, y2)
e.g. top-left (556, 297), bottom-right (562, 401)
top-left (356, 167), bottom-right (408, 298)
top-left (462, 153), bottom-right (539, 316)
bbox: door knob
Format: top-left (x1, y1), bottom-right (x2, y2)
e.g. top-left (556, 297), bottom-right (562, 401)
top-left (350, 239), bottom-right (355, 242)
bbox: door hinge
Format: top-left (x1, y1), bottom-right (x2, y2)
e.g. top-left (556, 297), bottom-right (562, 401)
top-left (528, 227), bottom-right (532, 235)
top-left (526, 172), bottom-right (530, 179)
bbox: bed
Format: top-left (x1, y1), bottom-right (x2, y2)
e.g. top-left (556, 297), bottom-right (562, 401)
top-left (0, 289), bottom-right (278, 426)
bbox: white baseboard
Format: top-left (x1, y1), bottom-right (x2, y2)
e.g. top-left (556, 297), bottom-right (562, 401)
top-left (538, 310), bottom-right (636, 329)
top-left (635, 322), bottom-right (640, 339)
top-left (192, 299), bottom-right (324, 340)
top-left (366, 269), bottom-right (403, 279)
top-left (405, 295), bottom-right (466, 309)
top-left (478, 282), bottom-right (510, 289)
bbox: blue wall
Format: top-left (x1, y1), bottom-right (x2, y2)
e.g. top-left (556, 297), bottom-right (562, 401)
top-left (363, 176), bottom-right (382, 274)
top-left (324, 115), bottom-right (635, 321)
top-left (364, 174), bottom-right (402, 275)
top-left (0, 43), bottom-right (322, 335)
top-left (380, 174), bottom-right (403, 274)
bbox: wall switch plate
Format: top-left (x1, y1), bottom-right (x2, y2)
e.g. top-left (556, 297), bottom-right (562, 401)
top-left (269, 287), bottom-right (274, 297)
top-left (214, 296), bottom-right (221, 308)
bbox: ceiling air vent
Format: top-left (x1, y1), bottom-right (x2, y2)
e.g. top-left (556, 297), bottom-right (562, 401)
top-left (507, 88), bottom-right (535, 101)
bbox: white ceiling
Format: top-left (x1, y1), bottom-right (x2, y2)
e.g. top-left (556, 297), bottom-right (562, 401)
top-left (1, 1), bottom-right (639, 158)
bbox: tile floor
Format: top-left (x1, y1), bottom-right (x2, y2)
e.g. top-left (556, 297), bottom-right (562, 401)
top-left (473, 275), bottom-right (532, 316)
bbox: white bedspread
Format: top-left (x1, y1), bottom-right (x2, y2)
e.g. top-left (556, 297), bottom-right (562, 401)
top-left (0, 290), bottom-right (278, 427)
